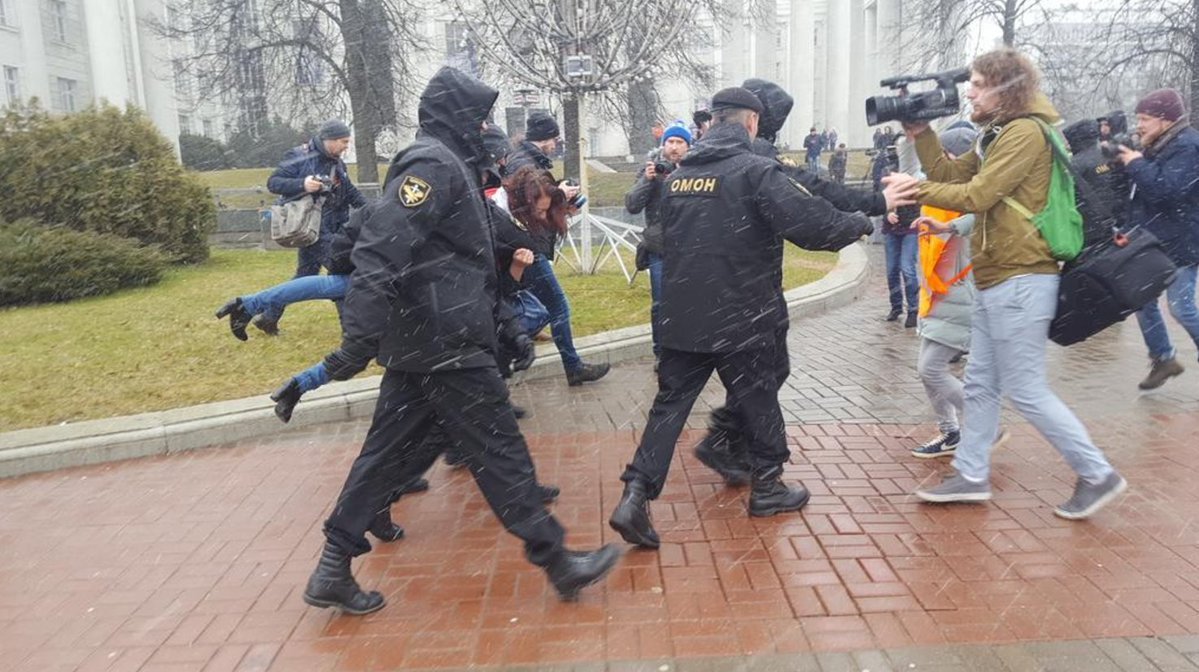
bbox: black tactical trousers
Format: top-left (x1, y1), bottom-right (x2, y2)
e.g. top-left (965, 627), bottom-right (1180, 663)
top-left (323, 366), bottom-right (564, 566)
top-left (712, 329), bottom-right (791, 458)
top-left (621, 345), bottom-right (792, 499)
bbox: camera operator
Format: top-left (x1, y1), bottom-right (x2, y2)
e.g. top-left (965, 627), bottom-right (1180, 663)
top-left (907, 48), bottom-right (1125, 520)
top-left (259, 119), bottom-right (367, 335)
top-left (1062, 119), bottom-right (1130, 246)
top-left (625, 122), bottom-right (692, 366)
top-left (1114, 88), bottom-right (1199, 390)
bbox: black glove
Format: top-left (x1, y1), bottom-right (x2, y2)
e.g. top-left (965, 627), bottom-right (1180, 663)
top-left (510, 333), bottom-right (535, 372)
top-left (323, 342), bottom-right (374, 381)
top-left (854, 213), bottom-right (875, 238)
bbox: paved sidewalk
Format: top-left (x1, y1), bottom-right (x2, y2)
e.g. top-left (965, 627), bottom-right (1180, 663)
top-left (3, 256), bottom-right (1199, 671)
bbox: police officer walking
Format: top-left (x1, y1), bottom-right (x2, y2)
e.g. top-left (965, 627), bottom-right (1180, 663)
top-left (302, 67), bottom-right (620, 615)
top-left (608, 88), bottom-right (874, 549)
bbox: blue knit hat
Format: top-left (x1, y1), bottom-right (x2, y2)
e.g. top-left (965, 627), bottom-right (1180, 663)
top-left (661, 122), bottom-right (692, 146)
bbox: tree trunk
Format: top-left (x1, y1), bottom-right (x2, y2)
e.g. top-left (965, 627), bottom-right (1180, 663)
top-left (1002, 0), bottom-right (1017, 46)
top-left (625, 78), bottom-right (659, 158)
top-left (1192, 0), bottom-right (1199, 129)
top-left (340, 0), bottom-right (396, 185)
top-left (562, 94), bottom-right (581, 179)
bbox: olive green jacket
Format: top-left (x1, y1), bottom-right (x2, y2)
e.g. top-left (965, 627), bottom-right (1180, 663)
top-left (914, 93), bottom-right (1062, 289)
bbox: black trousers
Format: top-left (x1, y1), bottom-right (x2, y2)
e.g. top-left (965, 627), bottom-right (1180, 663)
top-left (323, 366), bottom-right (564, 566)
top-left (714, 329), bottom-right (790, 457)
top-left (621, 345), bottom-right (792, 499)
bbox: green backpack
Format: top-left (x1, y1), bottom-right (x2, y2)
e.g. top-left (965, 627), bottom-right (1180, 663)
top-left (989, 118), bottom-right (1084, 262)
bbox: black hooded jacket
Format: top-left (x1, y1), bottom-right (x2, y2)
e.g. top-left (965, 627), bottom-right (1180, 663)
top-left (332, 67), bottom-right (505, 374)
top-left (742, 79), bottom-right (887, 216)
top-left (1063, 118), bottom-right (1130, 241)
top-left (655, 122), bottom-right (872, 353)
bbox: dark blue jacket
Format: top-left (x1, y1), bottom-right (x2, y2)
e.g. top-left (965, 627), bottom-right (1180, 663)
top-left (267, 138), bottom-right (367, 235)
top-left (1125, 124), bottom-right (1199, 266)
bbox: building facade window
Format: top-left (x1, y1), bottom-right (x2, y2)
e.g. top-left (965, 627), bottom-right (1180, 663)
top-left (178, 114), bottom-right (191, 134)
top-left (55, 77), bottom-right (76, 112)
top-left (202, 118), bottom-right (214, 137)
top-left (49, 0), bottom-right (68, 43)
top-left (173, 59), bottom-right (189, 98)
top-left (0, 0), bottom-right (16, 28)
top-left (4, 66), bottom-right (19, 105)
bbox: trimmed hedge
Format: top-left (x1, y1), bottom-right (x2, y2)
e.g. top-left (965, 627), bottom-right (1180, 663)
top-left (0, 220), bottom-right (167, 306)
top-left (0, 103), bottom-right (216, 263)
top-left (179, 132), bottom-right (232, 171)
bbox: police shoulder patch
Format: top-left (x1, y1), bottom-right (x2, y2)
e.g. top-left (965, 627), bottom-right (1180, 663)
top-left (668, 175), bottom-right (722, 197)
top-left (779, 156), bottom-right (798, 168)
top-left (788, 177), bottom-right (813, 197)
top-left (398, 175), bottom-right (432, 207)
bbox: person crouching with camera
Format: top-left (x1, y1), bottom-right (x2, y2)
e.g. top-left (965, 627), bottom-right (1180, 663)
top-left (626, 121), bottom-right (692, 369)
top-left (904, 48), bottom-right (1126, 520)
top-left (1114, 88), bottom-right (1199, 391)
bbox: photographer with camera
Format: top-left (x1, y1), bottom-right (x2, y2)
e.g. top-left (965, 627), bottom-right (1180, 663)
top-left (1062, 119), bottom-right (1131, 246)
top-left (1113, 88), bottom-right (1199, 390)
top-left (904, 48), bottom-right (1125, 520)
top-left (625, 122), bottom-right (692, 366)
top-left (249, 120), bottom-right (367, 336)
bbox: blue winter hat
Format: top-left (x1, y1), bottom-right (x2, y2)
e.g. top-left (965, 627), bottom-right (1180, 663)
top-left (661, 123), bottom-right (692, 146)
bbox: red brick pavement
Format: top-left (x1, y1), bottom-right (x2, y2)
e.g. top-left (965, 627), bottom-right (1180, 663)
top-left (3, 260), bottom-right (1199, 671)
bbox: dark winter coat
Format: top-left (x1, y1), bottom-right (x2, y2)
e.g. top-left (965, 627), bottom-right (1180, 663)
top-left (803, 133), bottom-right (823, 158)
top-left (655, 122), bottom-right (872, 353)
top-left (267, 137), bottom-right (367, 236)
top-left (1063, 119), bottom-right (1130, 244)
top-left (335, 66), bottom-right (504, 373)
top-left (1125, 122), bottom-right (1199, 266)
top-left (624, 163), bottom-right (670, 254)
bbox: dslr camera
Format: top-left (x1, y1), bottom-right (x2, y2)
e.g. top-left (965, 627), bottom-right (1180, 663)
top-left (313, 174), bottom-right (334, 193)
top-left (645, 148), bottom-right (675, 179)
top-left (561, 178), bottom-right (588, 208)
top-left (1100, 133), bottom-right (1139, 160)
top-left (865, 68), bottom-right (970, 126)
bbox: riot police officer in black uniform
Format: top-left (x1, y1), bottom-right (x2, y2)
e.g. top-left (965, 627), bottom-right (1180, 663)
top-left (608, 87), bottom-right (874, 549)
top-left (692, 78), bottom-right (918, 488)
top-left (302, 67), bottom-right (619, 615)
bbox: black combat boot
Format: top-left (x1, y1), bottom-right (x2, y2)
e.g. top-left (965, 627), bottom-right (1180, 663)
top-left (368, 508), bottom-right (404, 543)
top-left (270, 378), bottom-right (302, 423)
top-left (566, 362), bottom-right (611, 386)
top-left (302, 543), bottom-right (385, 615)
top-left (748, 469), bottom-right (811, 518)
top-left (693, 407), bottom-right (752, 486)
top-left (215, 298), bottom-right (252, 342)
top-left (538, 483), bottom-right (561, 503)
top-left (397, 477), bottom-right (429, 495)
top-left (252, 315), bottom-right (280, 336)
top-left (608, 480), bottom-right (660, 549)
top-left (545, 544), bottom-right (623, 601)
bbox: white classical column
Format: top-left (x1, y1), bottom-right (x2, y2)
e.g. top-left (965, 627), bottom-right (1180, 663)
top-left (754, 21), bottom-right (777, 83)
top-left (721, 0), bottom-right (750, 85)
top-left (825, 0), bottom-right (852, 148)
top-left (787, 0), bottom-right (815, 151)
top-left (876, 0), bottom-right (901, 84)
top-left (846, 0), bottom-right (869, 148)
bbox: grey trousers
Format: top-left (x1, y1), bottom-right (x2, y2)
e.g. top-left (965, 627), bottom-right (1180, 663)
top-left (917, 338), bottom-right (964, 434)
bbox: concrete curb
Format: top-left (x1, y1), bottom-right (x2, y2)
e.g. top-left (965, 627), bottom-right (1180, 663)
top-left (0, 243), bottom-right (870, 479)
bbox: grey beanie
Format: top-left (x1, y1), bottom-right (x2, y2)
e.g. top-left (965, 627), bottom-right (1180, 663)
top-left (939, 126), bottom-right (978, 158)
top-left (318, 119), bottom-right (352, 140)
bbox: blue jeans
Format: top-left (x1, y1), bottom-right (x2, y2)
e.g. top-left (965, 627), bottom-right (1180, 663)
top-left (647, 252), bottom-right (664, 357)
top-left (1136, 264), bottom-right (1199, 362)
top-left (241, 274), bottom-right (348, 318)
top-left (295, 362), bottom-right (330, 394)
top-left (953, 274), bottom-right (1113, 484)
top-left (512, 290), bottom-right (551, 336)
top-left (523, 255), bottom-right (582, 373)
top-left (884, 232), bottom-right (919, 313)
top-left (261, 230), bottom-right (336, 322)
top-left (806, 154), bottom-right (821, 172)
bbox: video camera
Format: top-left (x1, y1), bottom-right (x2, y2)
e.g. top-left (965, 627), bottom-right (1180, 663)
top-left (865, 68), bottom-right (970, 126)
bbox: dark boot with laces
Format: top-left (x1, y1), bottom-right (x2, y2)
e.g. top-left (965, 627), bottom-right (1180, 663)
top-left (215, 298), bottom-right (252, 341)
top-left (302, 543), bottom-right (385, 615)
top-left (545, 544), bottom-right (622, 601)
top-left (270, 378), bottom-right (302, 423)
top-left (566, 362), bottom-right (611, 386)
top-left (748, 470), bottom-right (811, 518)
top-left (367, 508), bottom-right (404, 543)
top-left (693, 407), bottom-right (752, 486)
top-left (608, 479), bottom-right (659, 548)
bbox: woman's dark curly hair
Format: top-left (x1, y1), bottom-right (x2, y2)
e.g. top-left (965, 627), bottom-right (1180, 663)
top-left (503, 166), bottom-right (568, 235)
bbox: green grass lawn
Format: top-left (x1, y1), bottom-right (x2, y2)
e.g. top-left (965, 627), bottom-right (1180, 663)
top-left (0, 247), bottom-right (835, 431)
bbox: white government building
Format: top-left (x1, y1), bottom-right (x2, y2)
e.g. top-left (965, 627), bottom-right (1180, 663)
top-left (0, 0), bottom-right (988, 161)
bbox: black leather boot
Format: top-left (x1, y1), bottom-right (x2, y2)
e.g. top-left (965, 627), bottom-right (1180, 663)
top-left (368, 509), bottom-right (404, 543)
top-left (397, 477), bottom-right (429, 495)
top-left (566, 362), bottom-right (611, 386)
top-left (270, 378), bottom-right (302, 423)
top-left (215, 298), bottom-right (252, 342)
top-left (302, 543), bottom-right (385, 615)
top-left (538, 483), bottom-right (560, 503)
top-left (545, 544), bottom-right (622, 601)
top-left (748, 471), bottom-right (810, 518)
top-left (252, 315), bottom-right (280, 336)
top-left (608, 480), bottom-right (660, 549)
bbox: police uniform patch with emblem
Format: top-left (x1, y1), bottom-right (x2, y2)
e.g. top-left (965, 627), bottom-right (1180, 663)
top-left (399, 175), bottom-right (432, 207)
top-left (779, 156), bottom-right (798, 168)
top-left (668, 175), bottom-right (722, 197)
